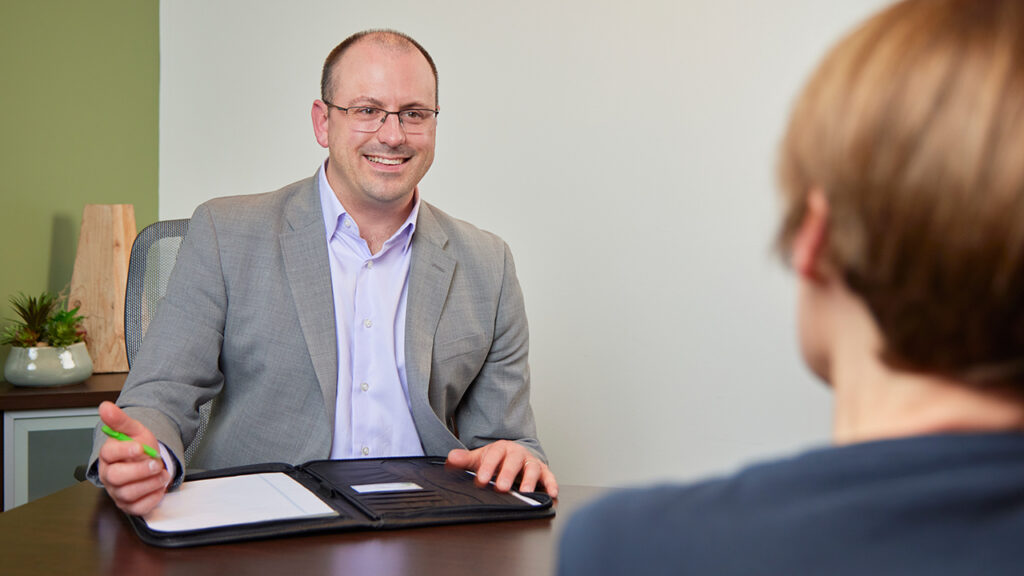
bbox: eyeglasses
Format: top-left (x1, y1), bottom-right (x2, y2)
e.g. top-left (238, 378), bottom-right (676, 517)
top-left (323, 100), bottom-right (439, 134)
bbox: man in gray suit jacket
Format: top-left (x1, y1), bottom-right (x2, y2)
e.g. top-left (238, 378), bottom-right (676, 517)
top-left (90, 29), bottom-right (557, 515)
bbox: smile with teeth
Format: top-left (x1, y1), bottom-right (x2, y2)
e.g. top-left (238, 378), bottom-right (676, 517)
top-left (366, 155), bottom-right (407, 166)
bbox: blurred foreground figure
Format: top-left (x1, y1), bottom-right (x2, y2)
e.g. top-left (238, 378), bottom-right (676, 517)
top-left (560, 1), bottom-right (1024, 574)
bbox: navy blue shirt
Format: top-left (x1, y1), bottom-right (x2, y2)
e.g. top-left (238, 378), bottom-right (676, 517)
top-left (559, 433), bottom-right (1024, 575)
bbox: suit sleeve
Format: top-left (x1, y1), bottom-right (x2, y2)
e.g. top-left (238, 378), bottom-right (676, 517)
top-left (86, 204), bottom-right (227, 487)
top-left (452, 242), bottom-right (547, 461)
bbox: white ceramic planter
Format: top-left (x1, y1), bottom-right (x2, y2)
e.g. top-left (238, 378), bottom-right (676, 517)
top-left (3, 342), bottom-right (93, 387)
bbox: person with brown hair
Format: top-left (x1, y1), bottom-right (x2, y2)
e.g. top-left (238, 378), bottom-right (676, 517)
top-left (559, 0), bottom-right (1024, 573)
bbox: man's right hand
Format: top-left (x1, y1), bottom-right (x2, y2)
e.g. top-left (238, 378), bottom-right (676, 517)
top-left (97, 400), bottom-right (171, 515)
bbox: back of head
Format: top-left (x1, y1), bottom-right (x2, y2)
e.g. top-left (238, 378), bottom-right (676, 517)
top-left (778, 0), bottom-right (1024, 386)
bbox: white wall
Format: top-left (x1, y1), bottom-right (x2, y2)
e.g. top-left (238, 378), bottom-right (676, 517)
top-left (160, 0), bottom-right (892, 487)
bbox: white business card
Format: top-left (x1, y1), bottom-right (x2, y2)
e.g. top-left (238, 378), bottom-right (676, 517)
top-left (350, 482), bottom-right (424, 494)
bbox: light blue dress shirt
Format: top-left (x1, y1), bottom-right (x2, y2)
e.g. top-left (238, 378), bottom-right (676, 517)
top-left (318, 163), bottom-right (425, 459)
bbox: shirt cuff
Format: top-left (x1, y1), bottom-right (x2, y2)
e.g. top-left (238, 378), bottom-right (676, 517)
top-left (158, 441), bottom-right (178, 479)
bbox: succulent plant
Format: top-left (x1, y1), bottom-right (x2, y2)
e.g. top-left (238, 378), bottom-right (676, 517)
top-left (1, 291), bottom-right (86, 348)
top-left (46, 305), bottom-right (87, 347)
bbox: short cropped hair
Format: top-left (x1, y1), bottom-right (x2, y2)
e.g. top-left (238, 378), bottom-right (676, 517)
top-left (320, 29), bottom-right (439, 106)
top-left (777, 0), bottom-right (1024, 384)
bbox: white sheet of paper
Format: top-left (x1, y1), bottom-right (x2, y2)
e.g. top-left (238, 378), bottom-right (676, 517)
top-left (142, 472), bottom-right (338, 533)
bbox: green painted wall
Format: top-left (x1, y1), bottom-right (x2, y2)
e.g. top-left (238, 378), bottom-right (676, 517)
top-left (0, 0), bottom-right (159, 369)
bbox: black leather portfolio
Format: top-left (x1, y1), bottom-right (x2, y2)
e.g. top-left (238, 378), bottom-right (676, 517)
top-left (127, 457), bottom-right (555, 547)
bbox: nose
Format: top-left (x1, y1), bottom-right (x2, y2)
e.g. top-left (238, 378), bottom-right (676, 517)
top-left (376, 112), bottom-right (407, 147)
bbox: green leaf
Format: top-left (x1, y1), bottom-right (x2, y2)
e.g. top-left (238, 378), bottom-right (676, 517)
top-left (3, 290), bottom-right (86, 347)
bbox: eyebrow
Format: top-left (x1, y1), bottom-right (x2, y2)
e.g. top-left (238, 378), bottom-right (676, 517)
top-left (346, 95), bottom-right (436, 110)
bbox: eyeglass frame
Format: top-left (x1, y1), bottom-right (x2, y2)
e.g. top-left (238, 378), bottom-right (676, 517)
top-left (322, 99), bottom-right (439, 134)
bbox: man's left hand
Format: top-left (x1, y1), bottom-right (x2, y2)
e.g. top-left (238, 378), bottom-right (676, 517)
top-left (446, 440), bottom-right (558, 498)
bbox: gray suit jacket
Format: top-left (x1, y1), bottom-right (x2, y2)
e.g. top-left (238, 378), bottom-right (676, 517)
top-left (88, 174), bottom-right (543, 485)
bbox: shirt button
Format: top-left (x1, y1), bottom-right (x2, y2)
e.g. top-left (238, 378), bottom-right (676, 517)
top-left (361, 446), bottom-right (370, 456)
top-left (360, 382), bottom-right (369, 392)
top-left (364, 319), bottom-right (373, 328)
top-left (366, 260), bottom-right (374, 269)
top-left (344, 219), bottom-right (352, 228)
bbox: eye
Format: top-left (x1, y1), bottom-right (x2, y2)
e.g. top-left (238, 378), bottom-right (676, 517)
top-left (353, 107), bottom-right (380, 117)
top-left (402, 110), bottom-right (426, 121)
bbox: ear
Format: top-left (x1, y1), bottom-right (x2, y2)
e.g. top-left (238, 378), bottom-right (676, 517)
top-left (311, 100), bottom-right (330, 148)
top-left (791, 188), bottom-right (830, 282)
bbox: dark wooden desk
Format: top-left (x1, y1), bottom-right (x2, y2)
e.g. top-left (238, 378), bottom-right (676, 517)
top-left (0, 372), bottom-right (126, 507)
top-left (0, 481), bottom-right (607, 576)
top-left (0, 372), bottom-right (127, 412)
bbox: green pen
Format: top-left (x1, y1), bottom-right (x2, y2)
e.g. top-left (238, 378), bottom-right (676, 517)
top-left (101, 425), bottom-right (160, 459)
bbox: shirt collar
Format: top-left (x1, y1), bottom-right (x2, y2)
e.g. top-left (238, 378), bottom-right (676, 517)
top-left (318, 160), bottom-right (420, 251)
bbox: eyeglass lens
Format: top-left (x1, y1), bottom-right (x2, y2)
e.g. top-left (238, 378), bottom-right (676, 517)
top-left (348, 108), bottom-right (436, 134)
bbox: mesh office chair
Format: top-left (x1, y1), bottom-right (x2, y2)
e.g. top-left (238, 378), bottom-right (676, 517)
top-left (123, 218), bottom-right (211, 466)
top-left (124, 219), bottom-right (190, 364)
top-left (74, 218), bottom-right (194, 483)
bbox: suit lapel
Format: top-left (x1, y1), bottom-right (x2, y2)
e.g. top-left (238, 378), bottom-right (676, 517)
top-left (281, 175), bottom-right (339, 432)
top-left (405, 203), bottom-right (456, 434)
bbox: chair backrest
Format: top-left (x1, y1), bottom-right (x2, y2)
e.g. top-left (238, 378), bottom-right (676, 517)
top-left (124, 218), bottom-right (211, 466)
top-left (124, 218), bottom-right (190, 367)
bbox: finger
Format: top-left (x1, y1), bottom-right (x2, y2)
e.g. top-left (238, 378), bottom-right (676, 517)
top-left (494, 453), bottom-right (526, 492)
top-left (120, 488), bottom-right (166, 516)
top-left (473, 444), bottom-right (507, 488)
top-left (446, 446), bottom-right (494, 487)
top-left (98, 434), bottom-right (154, 466)
top-left (98, 401), bottom-right (162, 466)
top-left (518, 459), bottom-right (543, 493)
top-left (445, 448), bottom-right (475, 470)
top-left (107, 468), bottom-right (170, 506)
top-left (102, 457), bottom-right (166, 489)
top-left (539, 467), bottom-right (559, 498)
top-left (99, 401), bottom-right (151, 440)
top-left (114, 473), bottom-right (171, 516)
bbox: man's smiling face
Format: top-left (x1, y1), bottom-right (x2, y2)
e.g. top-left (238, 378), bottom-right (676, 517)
top-left (315, 39), bottom-right (437, 212)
